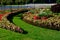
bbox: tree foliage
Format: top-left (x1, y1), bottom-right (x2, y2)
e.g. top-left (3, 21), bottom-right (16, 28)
top-left (0, 0), bottom-right (57, 5)
top-left (56, 0), bottom-right (60, 3)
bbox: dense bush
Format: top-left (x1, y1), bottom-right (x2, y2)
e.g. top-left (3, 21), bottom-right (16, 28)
top-left (38, 9), bottom-right (52, 17)
top-left (51, 4), bottom-right (60, 13)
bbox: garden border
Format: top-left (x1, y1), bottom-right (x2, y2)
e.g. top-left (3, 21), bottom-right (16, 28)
top-left (0, 9), bottom-right (29, 34)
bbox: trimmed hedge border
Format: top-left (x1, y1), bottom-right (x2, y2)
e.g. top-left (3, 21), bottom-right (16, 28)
top-left (22, 14), bottom-right (60, 31)
top-left (0, 9), bottom-right (29, 34)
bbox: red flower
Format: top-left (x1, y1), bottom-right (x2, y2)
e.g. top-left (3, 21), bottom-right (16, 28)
top-left (33, 16), bottom-right (40, 20)
top-left (0, 14), bottom-right (4, 20)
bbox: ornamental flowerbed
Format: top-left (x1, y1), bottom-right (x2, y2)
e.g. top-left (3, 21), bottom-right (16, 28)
top-left (22, 5), bottom-right (60, 30)
top-left (0, 9), bottom-right (27, 34)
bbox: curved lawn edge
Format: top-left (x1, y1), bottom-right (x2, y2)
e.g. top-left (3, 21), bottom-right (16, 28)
top-left (0, 9), bottom-right (29, 34)
top-left (22, 13), bottom-right (60, 31)
top-left (13, 17), bottom-right (60, 40)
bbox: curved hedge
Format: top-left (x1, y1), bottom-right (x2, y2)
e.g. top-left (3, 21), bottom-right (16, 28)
top-left (22, 12), bottom-right (60, 31)
top-left (0, 9), bottom-right (29, 34)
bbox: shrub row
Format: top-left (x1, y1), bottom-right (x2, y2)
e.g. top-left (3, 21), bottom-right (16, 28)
top-left (0, 9), bottom-right (28, 33)
top-left (22, 15), bottom-right (60, 30)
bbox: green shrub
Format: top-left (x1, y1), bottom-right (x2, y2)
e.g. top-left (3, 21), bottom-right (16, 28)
top-left (29, 10), bottom-right (35, 14)
top-left (38, 10), bottom-right (52, 17)
top-left (38, 12), bottom-right (47, 17)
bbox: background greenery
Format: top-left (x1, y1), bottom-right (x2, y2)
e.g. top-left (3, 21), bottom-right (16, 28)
top-left (0, 0), bottom-right (58, 5)
top-left (56, 0), bottom-right (60, 4)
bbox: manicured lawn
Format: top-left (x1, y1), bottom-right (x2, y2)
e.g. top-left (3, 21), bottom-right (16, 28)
top-left (0, 10), bottom-right (60, 40)
top-left (13, 16), bottom-right (60, 40)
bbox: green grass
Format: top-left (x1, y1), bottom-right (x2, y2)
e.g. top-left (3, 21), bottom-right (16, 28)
top-left (0, 10), bottom-right (60, 40)
top-left (13, 16), bottom-right (60, 40)
top-left (0, 16), bottom-right (60, 40)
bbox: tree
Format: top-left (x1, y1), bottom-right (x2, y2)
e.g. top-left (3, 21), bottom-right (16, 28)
top-left (5, 0), bottom-right (12, 5)
top-left (56, 0), bottom-right (60, 4)
top-left (33, 0), bottom-right (36, 3)
top-left (3, 0), bottom-right (7, 5)
top-left (0, 0), bottom-right (3, 5)
top-left (25, 0), bottom-right (30, 4)
top-left (15, 0), bottom-right (22, 5)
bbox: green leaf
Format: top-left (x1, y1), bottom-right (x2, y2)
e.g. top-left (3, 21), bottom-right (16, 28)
top-left (29, 10), bottom-right (35, 14)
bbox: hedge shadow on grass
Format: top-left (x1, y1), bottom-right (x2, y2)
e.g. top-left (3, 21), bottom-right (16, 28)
top-left (7, 9), bottom-right (28, 34)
